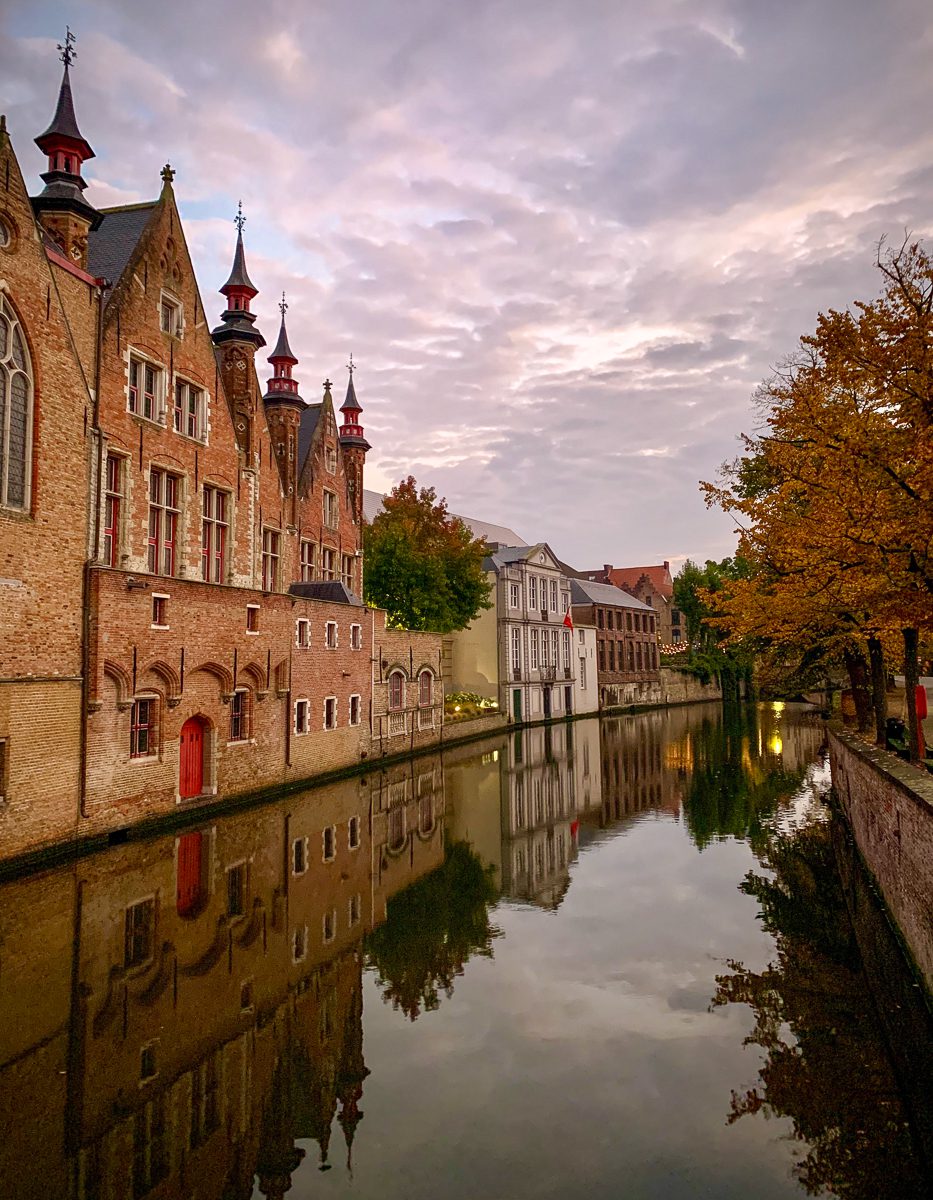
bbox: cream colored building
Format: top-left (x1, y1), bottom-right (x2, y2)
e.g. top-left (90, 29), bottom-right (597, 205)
top-left (573, 623), bottom-right (599, 715)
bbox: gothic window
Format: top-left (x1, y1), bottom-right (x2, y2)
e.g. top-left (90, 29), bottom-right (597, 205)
top-left (103, 453), bottom-right (124, 566)
top-left (201, 487), bottom-right (228, 582)
top-left (0, 295), bottom-right (33, 510)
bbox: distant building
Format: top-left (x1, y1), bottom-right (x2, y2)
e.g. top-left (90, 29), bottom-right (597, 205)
top-left (363, 487), bottom-right (526, 548)
top-left (446, 543), bottom-right (576, 723)
top-left (580, 562), bottom-right (683, 647)
top-left (570, 579), bottom-right (661, 708)
top-left (572, 623), bottom-right (600, 716)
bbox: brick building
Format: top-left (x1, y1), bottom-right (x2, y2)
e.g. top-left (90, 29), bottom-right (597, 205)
top-left (0, 49), bottom-right (442, 861)
top-left (570, 578), bottom-right (661, 708)
top-left (580, 561), bottom-right (684, 647)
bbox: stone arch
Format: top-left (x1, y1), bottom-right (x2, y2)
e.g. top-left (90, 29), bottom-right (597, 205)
top-left (102, 659), bottom-right (132, 707)
top-left (240, 661), bottom-right (267, 697)
top-left (272, 658), bottom-right (289, 696)
top-left (140, 658), bottom-right (181, 704)
top-left (190, 660), bottom-right (234, 698)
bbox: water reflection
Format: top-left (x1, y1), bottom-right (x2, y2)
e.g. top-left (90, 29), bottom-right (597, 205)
top-left (0, 706), bottom-right (930, 1199)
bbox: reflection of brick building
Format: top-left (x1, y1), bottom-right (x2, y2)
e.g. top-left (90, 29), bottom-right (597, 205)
top-left (570, 579), bottom-right (661, 709)
top-left (0, 756), bottom-right (447, 1198)
top-left (0, 51), bottom-right (443, 863)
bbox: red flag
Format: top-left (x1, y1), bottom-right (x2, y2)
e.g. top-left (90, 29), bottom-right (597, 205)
top-left (563, 610), bottom-right (574, 631)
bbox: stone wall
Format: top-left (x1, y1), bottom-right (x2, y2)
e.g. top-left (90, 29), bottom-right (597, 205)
top-left (829, 727), bottom-right (933, 999)
top-left (658, 666), bottom-right (722, 706)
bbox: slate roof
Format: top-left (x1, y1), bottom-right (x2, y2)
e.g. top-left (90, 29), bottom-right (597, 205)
top-left (361, 487), bottom-right (525, 546)
top-left (269, 316), bottom-right (297, 363)
top-left (36, 65), bottom-right (93, 157)
top-left (87, 202), bottom-right (158, 288)
top-left (297, 403), bottom-right (322, 469)
top-left (221, 229), bottom-right (257, 295)
top-left (288, 581), bottom-right (363, 606)
top-left (570, 578), bottom-right (653, 611)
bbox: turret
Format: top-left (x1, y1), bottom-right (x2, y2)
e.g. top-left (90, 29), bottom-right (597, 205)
top-left (31, 28), bottom-right (101, 269)
top-left (263, 295), bottom-right (305, 522)
top-left (212, 204), bottom-right (266, 462)
top-left (338, 355), bottom-right (370, 528)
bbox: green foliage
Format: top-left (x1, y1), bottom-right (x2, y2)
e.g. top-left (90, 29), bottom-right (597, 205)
top-left (365, 839), bottom-right (500, 1020)
top-left (673, 558), bottom-right (755, 699)
top-left (363, 476), bottom-right (492, 633)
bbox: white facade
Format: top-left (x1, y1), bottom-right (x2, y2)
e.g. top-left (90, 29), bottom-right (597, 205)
top-left (572, 624), bottom-right (599, 716)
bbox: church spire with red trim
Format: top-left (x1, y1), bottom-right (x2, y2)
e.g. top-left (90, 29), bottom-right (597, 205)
top-left (263, 293), bottom-right (302, 406)
top-left (211, 202), bottom-right (266, 349)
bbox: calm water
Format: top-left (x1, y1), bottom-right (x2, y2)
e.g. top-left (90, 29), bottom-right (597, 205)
top-left (1, 704), bottom-right (930, 1200)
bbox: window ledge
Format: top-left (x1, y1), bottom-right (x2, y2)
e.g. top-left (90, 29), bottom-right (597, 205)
top-left (150, 623), bottom-right (170, 631)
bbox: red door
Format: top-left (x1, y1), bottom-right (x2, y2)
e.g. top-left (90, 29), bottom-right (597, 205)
top-left (177, 831), bottom-right (203, 915)
top-left (179, 717), bottom-right (204, 799)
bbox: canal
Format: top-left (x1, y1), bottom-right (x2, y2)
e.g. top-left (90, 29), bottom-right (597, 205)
top-left (1, 703), bottom-right (930, 1199)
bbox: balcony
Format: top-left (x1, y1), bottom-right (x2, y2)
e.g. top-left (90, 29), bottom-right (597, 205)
top-left (539, 664), bottom-right (557, 683)
top-left (564, 666), bottom-right (572, 680)
top-left (388, 710), bottom-right (408, 737)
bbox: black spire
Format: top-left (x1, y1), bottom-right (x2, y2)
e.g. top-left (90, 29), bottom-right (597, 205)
top-left (263, 293), bottom-right (303, 406)
top-left (342, 353), bottom-right (362, 414)
top-left (221, 204), bottom-right (258, 295)
top-left (211, 202), bottom-right (265, 349)
top-left (269, 293), bottom-right (298, 363)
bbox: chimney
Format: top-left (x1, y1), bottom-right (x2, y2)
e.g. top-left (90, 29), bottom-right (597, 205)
top-left (664, 560), bottom-right (670, 572)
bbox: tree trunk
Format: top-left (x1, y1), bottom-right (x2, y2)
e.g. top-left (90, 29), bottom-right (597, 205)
top-left (842, 647), bottom-right (873, 733)
top-left (866, 635), bottom-right (887, 746)
top-left (902, 627), bottom-right (923, 765)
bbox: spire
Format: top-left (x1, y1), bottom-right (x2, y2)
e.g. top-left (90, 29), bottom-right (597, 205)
top-left (31, 28), bottom-right (101, 254)
top-left (263, 293), bottom-right (302, 406)
top-left (211, 202), bottom-right (265, 349)
top-left (338, 354), bottom-right (370, 452)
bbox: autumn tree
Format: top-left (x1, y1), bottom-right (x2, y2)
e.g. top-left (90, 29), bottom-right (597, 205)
top-left (363, 477), bottom-right (492, 633)
top-left (703, 239), bottom-right (933, 757)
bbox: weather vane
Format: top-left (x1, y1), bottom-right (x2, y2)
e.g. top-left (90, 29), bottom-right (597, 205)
top-left (279, 291), bottom-right (288, 318)
top-left (234, 200), bottom-right (246, 234)
top-left (58, 25), bottom-right (76, 67)
top-left (347, 352), bottom-right (355, 375)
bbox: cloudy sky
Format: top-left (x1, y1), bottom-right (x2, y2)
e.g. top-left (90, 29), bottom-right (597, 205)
top-left (3, 1), bottom-right (933, 569)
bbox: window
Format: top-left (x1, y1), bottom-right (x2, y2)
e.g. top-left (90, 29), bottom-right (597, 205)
top-left (230, 689), bottom-right (250, 741)
top-left (322, 908), bottom-right (336, 943)
top-left (562, 592), bottom-right (570, 613)
top-left (350, 623), bottom-right (362, 650)
top-left (608, 642), bottom-right (615, 670)
top-left (322, 621), bottom-right (337, 649)
top-left (322, 825), bottom-right (336, 861)
top-left (201, 487), bottom-right (227, 582)
top-left (292, 925), bottom-right (307, 963)
top-left (294, 699), bottom-right (309, 735)
top-left (324, 696), bottom-right (337, 730)
top-left (349, 893), bottom-right (361, 926)
top-left (628, 643), bottom-right (635, 671)
top-left (151, 594), bottom-right (168, 628)
top-left (528, 576), bottom-right (538, 609)
top-left (160, 294), bottom-right (181, 337)
top-left (0, 295), bottom-right (32, 511)
top-left (190, 1053), bottom-right (220, 1149)
top-left (511, 627), bottom-right (522, 673)
top-left (128, 356), bottom-right (162, 422)
top-left (226, 863), bottom-right (247, 917)
top-left (246, 604), bottom-right (259, 633)
top-left (133, 1095), bottom-right (168, 1198)
top-left (325, 445), bottom-right (337, 473)
top-left (296, 618), bottom-right (310, 648)
top-left (173, 380), bottom-right (205, 440)
top-left (530, 627), bottom-right (539, 670)
top-left (321, 546), bottom-right (336, 580)
top-left (103, 453), bottom-right (123, 566)
top-left (550, 579), bottom-right (558, 611)
top-left (626, 612), bottom-right (633, 631)
top-left (540, 630), bottom-right (549, 668)
top-left (349, 694), bottom-right (361, 726)
top-left (580, 657), bottom-right (587, 689)
top-left (262, 528), bottom-right (280, 591)
top-left (293, 837), bottom-right (308, 875)
top-left (130, 698), bottom-right (156, 758)
top-left (552, 629), bottom-right (560, 667)
top-left (598, 643), bottom-right (605, 671)
top-left (323, 490), bottom-right (339, 529)
top-left (389, 671), bottom-right (404, 710)
top-left (300, 539), bottom-right (316, 581)
top-left (563, 630), bottom-right (571, 670)
top-left (342, 554), bottom-right (354, 590)
top-left (348, 815), bottom-right (360, 849)
top-left (419, 670), bottom-right (433, 707)
top-left (124, 899), bottom-right (155, 967)
top-left (147, 469), bottom-right (179, 575)
top-left (509, 582), bottom-right (520, 608)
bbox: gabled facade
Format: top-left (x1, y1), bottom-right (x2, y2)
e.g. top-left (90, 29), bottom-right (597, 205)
top-left (447, 542), bottom-right (575, 723)
top-left (570, 578), bottom-right (661, 708)
top-left (581, 561), bottom-right (683, 647)
top-left (0, 50), bottom-right (446, 861)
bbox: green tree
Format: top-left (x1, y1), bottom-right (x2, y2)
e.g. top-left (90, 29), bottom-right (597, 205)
top-left (363, 477), bottom-right (492, 632)
top-left (673, 557), bottom-right (754, 701)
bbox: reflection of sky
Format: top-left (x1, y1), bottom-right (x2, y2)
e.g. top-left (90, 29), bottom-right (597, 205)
top-left (302, 812), bottom-right (808, 1196)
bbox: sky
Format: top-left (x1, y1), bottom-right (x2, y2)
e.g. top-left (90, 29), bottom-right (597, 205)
top-left (3, 1), bottom-right (933, 571)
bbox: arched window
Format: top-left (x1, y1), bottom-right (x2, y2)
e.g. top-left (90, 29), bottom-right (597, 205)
top-left (389, 670), bottom-right (404, 710)
top-left (0, 295), bottom-right (33, 510)
top-left (418, 670), bottom-right (433, 707)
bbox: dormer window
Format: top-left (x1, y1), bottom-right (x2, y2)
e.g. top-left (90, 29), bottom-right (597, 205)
top-left (160, 294), bottom-right (182, 338)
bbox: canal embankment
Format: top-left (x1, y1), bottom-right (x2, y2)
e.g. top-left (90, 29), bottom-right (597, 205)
top-left (829, 727), bottom-right (933, 1004)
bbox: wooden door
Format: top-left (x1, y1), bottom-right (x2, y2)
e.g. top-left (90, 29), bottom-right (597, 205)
top-left (179, 717), bottom-right (204, 798)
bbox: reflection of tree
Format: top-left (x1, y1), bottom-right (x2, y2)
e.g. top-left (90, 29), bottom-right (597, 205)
top-left (682, 708), bottom-right (809, 849)
top-left (366, 840), bottom-right (500, 1020)
top-left (713, 820), bottom-right (928, 1198)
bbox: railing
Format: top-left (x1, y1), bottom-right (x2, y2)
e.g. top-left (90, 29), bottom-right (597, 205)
top-left (417, 706), bottom-right (435, 731)
top-left (388, 710), bottom-right (407, 737)
top-left (539, 664), bottom-right (557, 682)
top-left (563, 666), bottom-right (572, 679)
top-left (513, 668), bottom-right (522, 681)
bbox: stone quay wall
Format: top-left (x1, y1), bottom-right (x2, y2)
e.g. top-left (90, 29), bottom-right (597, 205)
top-left (829, 727), bottom-right (933, 1000)
top-left (658, 667), bottom-right (722, 706)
